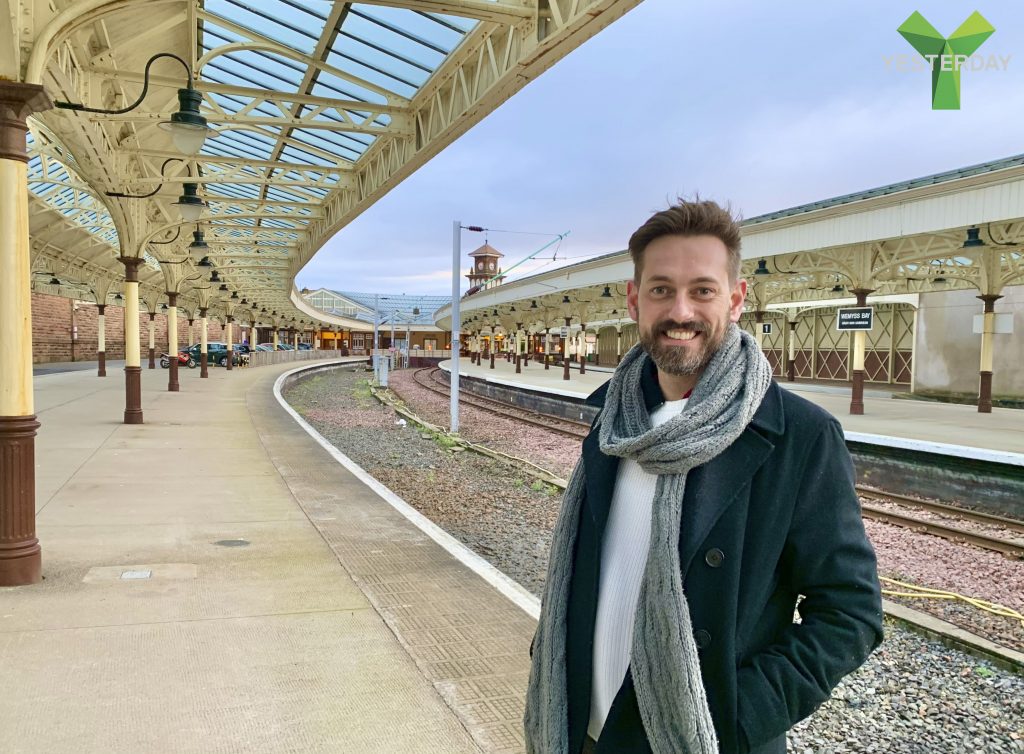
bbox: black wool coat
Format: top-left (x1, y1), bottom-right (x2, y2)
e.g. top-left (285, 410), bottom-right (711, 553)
top-left (564, 363), bottom-right (883, 754)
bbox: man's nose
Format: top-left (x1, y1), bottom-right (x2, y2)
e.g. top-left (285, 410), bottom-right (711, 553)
top-left (666, 294), bottom-right (696, 323)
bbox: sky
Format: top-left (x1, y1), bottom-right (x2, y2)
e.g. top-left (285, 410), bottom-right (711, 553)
top-left (296, 0), bottom-right (1024, 297)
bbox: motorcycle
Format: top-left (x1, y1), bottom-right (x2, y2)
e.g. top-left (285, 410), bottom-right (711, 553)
top-left (159, 350), bottom-right (197, 369)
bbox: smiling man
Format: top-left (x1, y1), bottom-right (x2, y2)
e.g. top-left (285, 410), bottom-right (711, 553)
top-left (525, 199), bottom-right (883, 754)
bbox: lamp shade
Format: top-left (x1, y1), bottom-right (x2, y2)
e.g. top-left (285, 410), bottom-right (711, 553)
top-left (174, 183), bottom-right (206, 222)
top-left (188, 228), bottom-right (208, 261)
top-left (158, 88), bottom-right (212, 155)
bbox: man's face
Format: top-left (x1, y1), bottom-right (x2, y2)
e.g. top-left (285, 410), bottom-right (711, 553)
top-left (626, 235), bottom-right (747, 377)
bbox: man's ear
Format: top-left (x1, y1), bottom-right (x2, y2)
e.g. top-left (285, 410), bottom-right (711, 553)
top-left (729, 278), bottom-right (747, 323)
top-left (626, 279), bottom-right (639, 321)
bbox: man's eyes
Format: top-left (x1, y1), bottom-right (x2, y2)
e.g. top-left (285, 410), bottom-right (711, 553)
top-left (649, 287), bottom-right (715, 296)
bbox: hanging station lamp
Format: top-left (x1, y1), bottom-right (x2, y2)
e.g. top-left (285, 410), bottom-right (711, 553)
top-left (56, 53), bottom-right (213, 156)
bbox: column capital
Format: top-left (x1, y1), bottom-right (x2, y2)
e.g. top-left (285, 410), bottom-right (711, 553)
top-left (166, 292), bottom-right (178, 307)
top-left (96, 304), bottom-right (106, 315)
top-left (849, 288), bottom-right (875, 306)
top-left (977, 293), bottom-right (1003, 311)
top-left (148, 312), bottom-right (155, 321)
top-left (227, 315), bottom-right (234, 323)
top-left (199, 307), bottom-right (208, 317)
top-left (118, 256), bottom-right (143, 282)
top-left (0, 83), bottom-right (52, 163)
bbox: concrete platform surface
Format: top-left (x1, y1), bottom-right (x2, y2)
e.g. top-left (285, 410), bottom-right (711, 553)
top-left (441, 357), bottom-right (1024, 458)
top-left (2, 359), bottom-right (534, 754)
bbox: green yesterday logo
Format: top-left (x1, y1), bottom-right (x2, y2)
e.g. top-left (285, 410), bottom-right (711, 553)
top-left (898, 11), bottom-right (995, 109)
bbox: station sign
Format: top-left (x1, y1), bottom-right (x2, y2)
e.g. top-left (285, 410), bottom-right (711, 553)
top-left (761, 323), bottom-right (772, 335)
top-left (559, 326), bottom-right (569, 337)
top-left (836, 307), bottom-right (874, 331)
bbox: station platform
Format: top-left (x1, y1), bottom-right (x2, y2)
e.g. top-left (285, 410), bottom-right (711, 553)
top-left (441, 356), bottom-right (1024, 462)
top-left (2, 359), bottom-right (534, 753)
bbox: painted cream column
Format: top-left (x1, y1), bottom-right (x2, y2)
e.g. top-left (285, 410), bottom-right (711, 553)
top-left (615, 325), bottom-right (622, 364)
top-left (97, 304), bottom-right (107, 377)
top-left (544, 328), bottom-right (551, 370)
top-left (166, 293), bottom-right (179, 392)
top-left (754, 310), bottom-right (765, 351)
top-left (0, 82), bottom-right (51, 586)
top-left (977, 294), bottom-right (1002, 413)
top-left (787, 320), bottom-right (797, 382)
top-left (849, 289), bottom-right (873, 415)
top-left (119, 257), bottom-right (144, 424)
top-left (187, 317), bottom-right (194, 350)
top-left (225, 316), bottom-right (234, 371)
top-left (293, 329), bottom-right (298, 350)
top-left (146, 312), bottom-right (155, 369)
top-left (273, 328), bottom-right (279, 350)
top-left (199, 307), bottom-right (209, 378)
top-left (579, 325), bottom-right (586, 375)
top-left (562, 317), bottom-right (572, 381)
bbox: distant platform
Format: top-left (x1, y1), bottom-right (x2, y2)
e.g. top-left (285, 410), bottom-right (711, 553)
top-left (438, 357), bottom-right (1024, 465)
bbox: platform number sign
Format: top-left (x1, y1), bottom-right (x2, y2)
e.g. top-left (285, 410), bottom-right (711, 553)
top-left (836, 307), bottom-right (874, 331)
top-left (559, 326), bottom-right (569, 337)
top-left (761, 323), bottom-right (772, 335)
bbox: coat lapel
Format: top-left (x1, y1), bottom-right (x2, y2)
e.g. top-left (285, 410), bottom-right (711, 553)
top-left (678, 382), bottom-right (785, 575)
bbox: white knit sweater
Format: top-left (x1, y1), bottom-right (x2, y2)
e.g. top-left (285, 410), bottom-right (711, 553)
top-left (588, 397), bottom-right (689, 740)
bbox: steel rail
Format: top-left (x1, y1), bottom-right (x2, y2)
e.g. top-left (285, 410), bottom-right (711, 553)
top-left (860, 504), bottom-right (1024, 559)
top-left (857, 487), bottom-right (1024, 535)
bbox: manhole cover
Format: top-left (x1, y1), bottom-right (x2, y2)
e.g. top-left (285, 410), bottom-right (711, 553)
top-left (214, 539), bottom-right (250, 547)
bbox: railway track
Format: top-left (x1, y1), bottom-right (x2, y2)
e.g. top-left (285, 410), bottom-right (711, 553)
top-left (411, 367), bottom-right (588, 439)
top-left (404, 367), bottom-right (1024, 559)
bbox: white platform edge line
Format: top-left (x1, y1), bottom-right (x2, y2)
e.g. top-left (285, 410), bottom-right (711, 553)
top-left (273, 361), bottom-right (542, 621)
top-left (844, 431), bottom-right (1024, 467)
top-left (439, 360), bottom-right (592, 399)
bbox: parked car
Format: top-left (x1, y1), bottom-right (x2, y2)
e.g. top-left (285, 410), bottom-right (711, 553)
top-left (183, 342), bottom-right (240, 367)
top-left (254, 343), bottom-right (275, 352)
top-left (297, 343), bottom-right (313, 351)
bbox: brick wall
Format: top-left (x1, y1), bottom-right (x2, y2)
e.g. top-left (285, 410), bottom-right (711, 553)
top-left (31, 292), bottom-right (238, 364)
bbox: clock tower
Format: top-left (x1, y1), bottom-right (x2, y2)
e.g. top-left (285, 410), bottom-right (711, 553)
top-left (467, 243), bottom-right (505, 290)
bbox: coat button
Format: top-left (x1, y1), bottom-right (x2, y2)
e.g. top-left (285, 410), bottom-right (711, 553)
top-left (694, 629), bottom-right (711, 650)
top-left (704, 548), bottom-right (725, 568)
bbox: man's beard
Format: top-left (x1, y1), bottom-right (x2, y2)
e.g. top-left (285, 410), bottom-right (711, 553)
top-left (639, 318), bottom-right (726, 376)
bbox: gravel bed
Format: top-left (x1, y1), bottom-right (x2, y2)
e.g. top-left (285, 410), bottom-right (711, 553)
top-left (388, 367), bottom-right (581, 480)
top-left (282, 366), bottom-right (1024, 753)
top-left (864, 518), bottom-right (1024, 652)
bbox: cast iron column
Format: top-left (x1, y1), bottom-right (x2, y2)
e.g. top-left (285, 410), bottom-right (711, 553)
top-left (0, 82), bottom-right (51, 586)
top-left (225, 316), bottom-right (233, 371)
top-left (147, 313), bottom-right (155, 369)
top-left (579, 324), bottom-right (586, 375)
top-left (199, 307), bottom-right (209, 377)
top-left (166, 293), bottom-right (179, 392)
top-left (96, 304), bottom-right (107, 377)
top-left (563, 317), bottom-right (571, 381)
top-left (849, 289), bottom-right (873, 415)
top-left (787, 320), bottom-right (797, 382)
top-left (977, 294), bottom-right (1002, 413)
top-left (119, 257), bottom-right (144, 424)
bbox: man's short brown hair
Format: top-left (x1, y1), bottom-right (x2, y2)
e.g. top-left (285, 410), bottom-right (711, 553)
top-left (628, 198), bottom-right (742, 282)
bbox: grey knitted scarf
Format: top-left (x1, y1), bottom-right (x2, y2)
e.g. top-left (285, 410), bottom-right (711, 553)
top-left (525, 323), bottom-right (773, 754)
